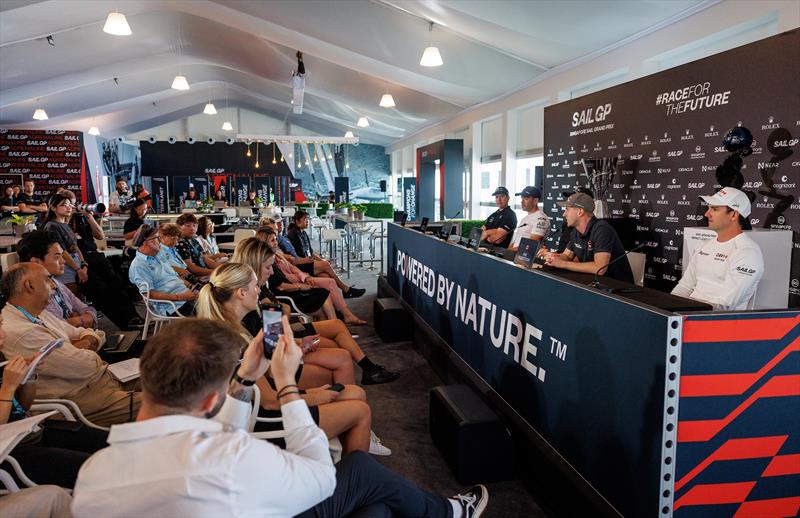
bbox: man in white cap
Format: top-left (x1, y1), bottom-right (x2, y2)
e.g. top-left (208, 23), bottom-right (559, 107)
top-left (672, 187), bottom-right (763, 310)
top-left (510, 186), bottom-right (550, 250)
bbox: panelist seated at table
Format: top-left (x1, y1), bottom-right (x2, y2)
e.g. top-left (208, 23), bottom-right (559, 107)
top-left (509, 186), bottom-right (550, 251)
top-left (541, 192), bottom-right (634, 283)
top-left (671, 187), bottom-right (763, 311)
top-left (481, 186), bottom-right (517, 249)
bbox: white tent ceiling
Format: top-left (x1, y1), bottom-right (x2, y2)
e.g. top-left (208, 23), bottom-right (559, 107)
top-left (0, 0), bottom-right (713, 146)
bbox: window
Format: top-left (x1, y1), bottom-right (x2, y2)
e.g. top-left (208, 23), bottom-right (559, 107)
top-left (514, 155), bottom-right (543, 221)
top-left (477, 160), bottom-right (502, 219)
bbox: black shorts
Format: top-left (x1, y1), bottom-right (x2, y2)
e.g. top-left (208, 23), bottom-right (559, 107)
top-left (297, 262), bottom-right (315, 275)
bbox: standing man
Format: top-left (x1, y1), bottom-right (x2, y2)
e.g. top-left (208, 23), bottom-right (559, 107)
top-left (17, 179), bottom-right (48, 221)
top-left (108, 179), bottom-right (133, 214)
top-left (481, 187), bottom-right (517, 249)
top-left (672, 187), bottom-right (763, 310)
top-left (510, 186), bottom-right (550, 250)
top-left (543, 192), bottom-right (633, 283)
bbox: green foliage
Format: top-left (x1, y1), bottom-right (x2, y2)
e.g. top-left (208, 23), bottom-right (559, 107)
top-left (363, 203), bottom-right (394, 219)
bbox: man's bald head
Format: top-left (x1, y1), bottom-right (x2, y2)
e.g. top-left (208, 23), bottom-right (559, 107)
top-left (0, 263), bottom-right (52, 312)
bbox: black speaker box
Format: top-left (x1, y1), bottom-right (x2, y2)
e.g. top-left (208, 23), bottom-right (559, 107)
top-left (429, 385), bottom-right (514, 485)
top-left (373, 297), bottom-right (413, 342)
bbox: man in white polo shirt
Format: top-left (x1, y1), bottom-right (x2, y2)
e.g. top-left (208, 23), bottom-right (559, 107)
top-left (672, 187), bottom-right (763, 310)
top-left (510, 186), bottom-right (550, 250)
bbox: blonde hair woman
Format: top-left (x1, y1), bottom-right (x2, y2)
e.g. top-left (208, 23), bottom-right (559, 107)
top-left (233, 237), bottom-right (399, 385)
top-left (196, 263), bottom-right (386, 454)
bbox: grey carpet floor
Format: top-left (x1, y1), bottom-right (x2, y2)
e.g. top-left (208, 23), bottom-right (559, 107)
top-left (342, 264), bottom-right (546, 518)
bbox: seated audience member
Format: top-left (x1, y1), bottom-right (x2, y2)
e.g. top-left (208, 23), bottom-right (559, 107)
top-left (672, 187), bottom-right (763, 310)
top-left (259, 226), bottom-right (366, 325)
top-left (17, 230), bottom-right (96, 328)
top-left (542, 192), bottom-right (634, 283)
top-left (61, 190), bottom-right (142, 329)
top-left (196, 216), bottom-right (228, 261)
top-left (72, 318), bottom-right (487, 517)
top-left (480, 187), bottom-right (517, 249)
top-left (156, 223), bottom-right (194, 282)
top-left (1, 186), bottom-right (17, 218)
top-left (0, 264), bottom-right (141, 426)
top-left (213, 189), bottom-right (227, 204)
top-left (197, 263), bottom-right (386, 454)
top-left (182, 187), bottom-right (199, 209)
top-left (287, 210), bottom-right (321, 260)
top-left (122, 199), bottom-right (147, 241)
top-left (129, 225), bottom-right (197, 317)
top-left (42, 193), bottom-right (88, 293)
top-left (0, 485), bottom-right (73, 517)
top-left (268, 217), bottom-right (365, 298)
top-left (245, 189), bottom-right (258, 207)
top-left (1, 310), bottom-right (109, 488)
top-left (175, 213), bottom-right (223, 278)
top-left (509, 186), bottom-right (550, 250)
top-left (16, 179), bottom-right (48, 223)
top-left (108, 179), bottom-right (133, 214)
top-left (233, 237), bottom-right (398, 385)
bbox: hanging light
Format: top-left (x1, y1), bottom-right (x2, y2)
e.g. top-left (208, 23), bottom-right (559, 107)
top-left (346, 162), bottom-right (350, 169)
top-left (379, 93), bottom-right (396, 108)
top-left (272, 143), bottom-right (277, 165)
top-left (420, 22), bottom-right (443, 67)
top-left (255, 141), bottom-right (260, 168)
top-left (344, 131), bottom-right (354, 138)
top-left (297, 161), bottom-right (301, 168)
top-left (357, 117), bottom-right (369, 127)
top-left (171, 75), bottom-right (190, 90)
top-left (103, 12), bottom-right (132, 36)
top-left (222, 121), bottom-right (233, 131)
top-left (203, 102), bottom-right (217, 115)
top-left (246, 143), bottom-right (251, 157)
top-left (32, 107), bottom-right (48, 120)
top-left (88, 126), bottom-right (100, 136)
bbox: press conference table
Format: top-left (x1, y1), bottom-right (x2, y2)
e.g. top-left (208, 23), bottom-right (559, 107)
top-left (385, 223), bottom-right (797, 517)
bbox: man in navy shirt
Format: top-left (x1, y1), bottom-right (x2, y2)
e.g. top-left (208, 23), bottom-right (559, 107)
top-left (481, 187), bottom-right (517, 249)
top-left (543, 192), bottom-right (633, 283)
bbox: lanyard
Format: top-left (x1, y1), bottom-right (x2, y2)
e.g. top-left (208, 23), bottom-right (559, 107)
top-left (14, 305), bottom-right (42, 325)
top-left (52, 289), bottom-right (71, 319)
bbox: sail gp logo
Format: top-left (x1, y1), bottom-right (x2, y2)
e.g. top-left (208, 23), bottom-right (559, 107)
top-left (736, 266), bottom-right (757, 275)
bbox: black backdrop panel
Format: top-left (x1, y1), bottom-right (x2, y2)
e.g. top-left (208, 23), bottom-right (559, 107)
top-left (140, 141), bottom-right (292, 177)
top-left (543, 29), bottom-right (800, 303)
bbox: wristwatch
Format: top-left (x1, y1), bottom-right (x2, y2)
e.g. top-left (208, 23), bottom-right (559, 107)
top-left (233, 371), bottom-right (256, 386)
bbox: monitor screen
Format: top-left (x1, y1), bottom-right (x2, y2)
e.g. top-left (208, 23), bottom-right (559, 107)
top-left (467, 227), bottom-right (482, 249)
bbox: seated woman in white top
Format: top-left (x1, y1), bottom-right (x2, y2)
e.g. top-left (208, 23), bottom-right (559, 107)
top-left (196, 216), bottom-right (228, 262)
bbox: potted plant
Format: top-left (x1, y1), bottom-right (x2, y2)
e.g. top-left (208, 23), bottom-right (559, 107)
top-left (198, 197), bottom-right (214, 213)
top-left (352, 204), bottom-right (367, 220)
top-left (254, 196), bottom-right (264, 208)
top-left (7, 213), bottom-right (37, 237)
top-left (335, 202), bottom-right (351, 215)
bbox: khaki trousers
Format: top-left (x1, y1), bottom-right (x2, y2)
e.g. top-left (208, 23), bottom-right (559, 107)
top-left (69, 371), bottom-right (142, 427)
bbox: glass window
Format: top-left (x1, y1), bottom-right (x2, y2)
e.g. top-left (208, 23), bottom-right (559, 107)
top-left (513, 155), bottom-right (543, 220)
top-left (477, 161), bottom-right (502, 219)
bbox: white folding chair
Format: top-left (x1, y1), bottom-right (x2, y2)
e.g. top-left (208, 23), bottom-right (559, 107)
top-left (274, 295), bottom-right (313, 324)
top-left (137, 282), bottom-right (185, 339)
top-left (0, 252), bottom-right (19, 273)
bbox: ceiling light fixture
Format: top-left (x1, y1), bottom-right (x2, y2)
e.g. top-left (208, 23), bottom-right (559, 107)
top-left (272, 143), bottom-right (277, 165)
top-left (203, 101), bottom-right (217, 115)
top-left (222, 121), bottom-right (233, 131)
top-left (32, 107), bottom-right (48, 120)
top-left (379, 93), bottom-right (396, 108)
top-left (171, 19), bottom-right (190, 90)
top-left (344, 131), bottom-right (354, 138)
top-left (103, 12), bottom-right (132, 36)
top-left (88, 126), bottom-right (100, 136)
top-left (255, 141), bottom-right (260, 168)
top-left (357, 117), bottom-right (369, 127)
top-left (420, 22), bottom-right (443, 67)
top-left (246, 143), bottom-right (251, 157)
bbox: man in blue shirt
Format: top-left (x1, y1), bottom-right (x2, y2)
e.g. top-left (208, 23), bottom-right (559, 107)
top-left (129, 225), bottom-right (197, 316)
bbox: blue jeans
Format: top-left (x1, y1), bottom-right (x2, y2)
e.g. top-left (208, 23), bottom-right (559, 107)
top-left (296, 451), bottom-right (452, 518)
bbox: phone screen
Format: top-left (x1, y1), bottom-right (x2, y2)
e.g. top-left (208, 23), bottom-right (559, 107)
top-left (261, 305), bottom-right (282, 358)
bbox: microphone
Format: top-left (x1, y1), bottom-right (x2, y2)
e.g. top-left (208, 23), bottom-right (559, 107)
top-left (441, 210), bottom-right (463, 240)
top-left (589, 242), bottom-right (648, 289)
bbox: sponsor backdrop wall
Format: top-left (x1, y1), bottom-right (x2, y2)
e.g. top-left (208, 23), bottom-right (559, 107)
top-left (543, 29), bottom-right (799, 305)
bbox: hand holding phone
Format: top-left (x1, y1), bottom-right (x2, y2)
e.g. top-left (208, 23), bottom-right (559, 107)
top-left (329, 383), bottom-right (345, 392)
top-left (261, 304), bottom-right (283, 359)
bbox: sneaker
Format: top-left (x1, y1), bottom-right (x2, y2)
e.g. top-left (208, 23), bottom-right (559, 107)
top-left (344, 286), bottom-right (366, 299)
top-left (368, 431), bottom-right (391, 456)
top-left (451, 485), bottom-right (489, 518)
top-left (361, 365), bottom-right (400, 385)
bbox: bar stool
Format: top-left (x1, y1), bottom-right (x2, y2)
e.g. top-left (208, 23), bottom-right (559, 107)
top-left (321, 228), bottom-right (347, 274)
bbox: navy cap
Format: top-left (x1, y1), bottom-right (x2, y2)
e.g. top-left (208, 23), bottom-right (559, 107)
top-left (491, 186), bottom-right (509, 196)
top-left (516, 186), bottom-right (541, 198)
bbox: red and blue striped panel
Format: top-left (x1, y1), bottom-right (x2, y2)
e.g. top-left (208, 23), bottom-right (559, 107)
top-left (674, 312), bottom-right (800, 517)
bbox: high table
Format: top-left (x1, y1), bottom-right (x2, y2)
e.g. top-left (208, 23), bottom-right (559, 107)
top-left (385, 223), bottom-right (799, 518)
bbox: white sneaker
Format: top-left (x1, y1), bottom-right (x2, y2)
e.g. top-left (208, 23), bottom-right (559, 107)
top-left (451, 485), bottom-right (489, 518)
top-left (368, 431), bottom-right (391, 456)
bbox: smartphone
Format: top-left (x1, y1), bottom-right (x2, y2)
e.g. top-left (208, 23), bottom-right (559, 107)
top-left (330, 383), bottom-right (345, 392)
top-left (261, 303), bottom-right (283, 358)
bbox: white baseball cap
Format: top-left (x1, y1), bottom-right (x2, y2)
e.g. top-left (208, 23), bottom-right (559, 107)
top-left (699, 187), bottom-right (751, 217)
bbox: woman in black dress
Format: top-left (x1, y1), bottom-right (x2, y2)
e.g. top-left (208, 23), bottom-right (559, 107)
top-left (123, 198), bottom-right (147, 241)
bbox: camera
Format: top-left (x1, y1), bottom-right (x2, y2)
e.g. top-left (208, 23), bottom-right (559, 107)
top-left (77, 203), bottom-right (106, 214)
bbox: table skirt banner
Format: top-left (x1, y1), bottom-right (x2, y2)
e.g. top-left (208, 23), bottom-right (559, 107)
top-left (387, 224), bottom-right (676, 517)
top-left (674, 312), bottom-right (800, 517)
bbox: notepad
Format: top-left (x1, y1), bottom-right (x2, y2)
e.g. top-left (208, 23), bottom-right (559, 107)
top-left (19, 339), bottom-right (64, 385)
top-left (107, 358), bottom-right (140, 383)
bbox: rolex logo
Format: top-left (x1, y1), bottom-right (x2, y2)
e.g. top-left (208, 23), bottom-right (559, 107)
top-left (695, 146), bottom-right (701, 152)
top-left (685, 129), bottom-right (690, 135)
top-left (652, 150), bottom-right (657, 156)
top-left (769, 116), bottom-right (775, 124)
top-left (710, 125), bottom-right (715, 131)
top-left (664, 132), bottom-right (668, 138)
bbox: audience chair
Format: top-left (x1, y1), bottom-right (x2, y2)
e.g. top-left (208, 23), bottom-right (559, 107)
top-left (137, 282), bottom-right (185, 339)
top-left (274, 296), bottom-right (312, 324)
top-left (0, 252), bottom-right (19, 274)
top-left (219, 228), bottom-right (256, 252)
